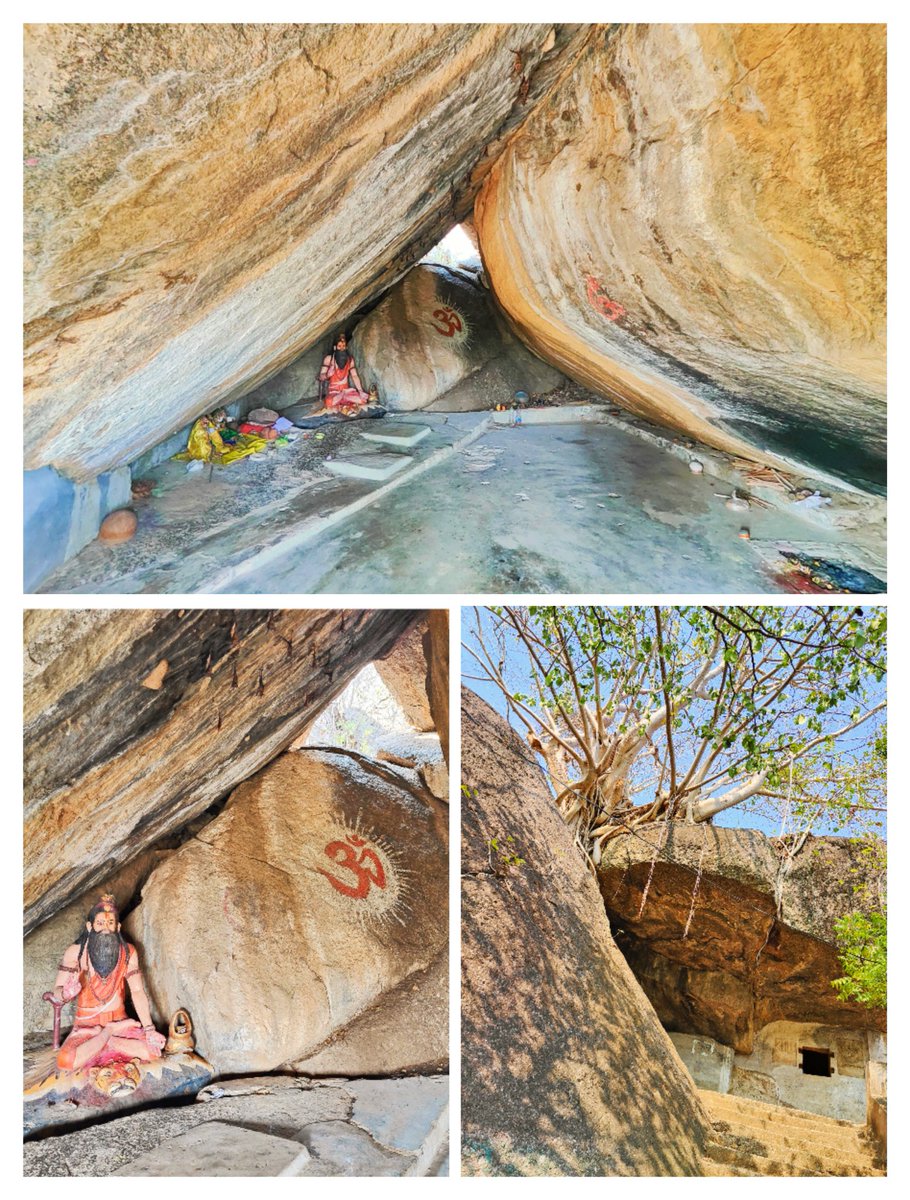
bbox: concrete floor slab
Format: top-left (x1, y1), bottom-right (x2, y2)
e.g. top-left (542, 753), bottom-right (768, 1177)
top-left (361, 423), bottom-right (431, 448)
top-left (24, 1080), bottom-right (352, 1176)
top-left (349, 1075), bottom-right (449, 1154)
top-left (114, 1121), bottom-right (310, 1176)
top-left (35, 392), bottom-right (884, 595)
top-left (325, 452), bottom-right (414, 481)
top-left (298, 1119), bottom-right (410, 1176)
top-left (231, 422), bottom-right (884, 594)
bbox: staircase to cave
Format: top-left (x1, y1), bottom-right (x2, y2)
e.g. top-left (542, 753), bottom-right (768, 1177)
top-left (698, 1090), bottom-right (885, 1177)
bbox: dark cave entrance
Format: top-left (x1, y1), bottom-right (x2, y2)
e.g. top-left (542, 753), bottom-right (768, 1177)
top-left (799, 1047), bottom-right (833, 1077)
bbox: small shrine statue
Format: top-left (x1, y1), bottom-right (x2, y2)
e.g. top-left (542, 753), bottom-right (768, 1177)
top-left (26, 892), bottom-right (212, 1134)
top-left (315, 332), bottom-right (370, 415)
top-left (49, 893), bottom-right (166, 1073)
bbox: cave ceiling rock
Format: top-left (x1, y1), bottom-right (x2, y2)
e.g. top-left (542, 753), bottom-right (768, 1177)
top-left (23, 607), bottom-right (422, 934)
top-left (24, 23), bottom-right (591, 482)
top-left (474, 24), bottom-right (886, 486)
top-left (597, 824), bottom-right (885, 1054)
top-left (124, 747), bottom-right (448, 1075)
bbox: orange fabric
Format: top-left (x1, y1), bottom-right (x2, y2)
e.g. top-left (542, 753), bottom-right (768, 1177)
top-left (57, 944), bottom-right (138, 1070)
top-left (73, 944), bottom-right (130, 1026)
top-left (327, 357), bottom-right (354, 387)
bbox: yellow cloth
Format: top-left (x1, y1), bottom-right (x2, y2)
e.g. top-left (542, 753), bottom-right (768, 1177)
top-left (174, 420), bottom-right (268, 466)
top-left (185, 416), bottom-right (226, 462)
top-left (219, 434), bottom-right (267, 463)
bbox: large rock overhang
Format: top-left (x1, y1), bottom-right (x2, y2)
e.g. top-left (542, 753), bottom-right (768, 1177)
top-left (24, 23), bottom-right (591, 483)
top-left (474, 24), bottom-right (886, 492)
top-left (597, 826), bottom-right (885, 1054)
top-left (23, 607), bottom-right (423, 934)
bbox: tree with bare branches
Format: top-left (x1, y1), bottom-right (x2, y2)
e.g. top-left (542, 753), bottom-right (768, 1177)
top-left (464, 606), bottom-right (886, 864)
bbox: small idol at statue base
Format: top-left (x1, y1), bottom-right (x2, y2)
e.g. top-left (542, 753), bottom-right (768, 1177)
top-left (24, 893), bottom-right (214, 1137)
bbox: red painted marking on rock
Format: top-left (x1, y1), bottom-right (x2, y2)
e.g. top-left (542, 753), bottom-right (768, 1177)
top-left (319, 838), bottom-right (387, 899)
top-left (430, 306), bottom-right (463, 337)
top-left (585, 275), bottom-right (625, 322)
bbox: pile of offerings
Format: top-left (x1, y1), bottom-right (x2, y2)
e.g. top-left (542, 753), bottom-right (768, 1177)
top-left (175, 408), bottom-right (299, 471)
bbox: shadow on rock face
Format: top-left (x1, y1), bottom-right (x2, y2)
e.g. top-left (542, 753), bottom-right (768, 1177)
top-left (460, 687), bottom-right (711, 1176)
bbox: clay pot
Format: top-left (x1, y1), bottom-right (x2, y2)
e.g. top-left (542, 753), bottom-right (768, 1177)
top-left (98, 509), bottom-right (137, 543)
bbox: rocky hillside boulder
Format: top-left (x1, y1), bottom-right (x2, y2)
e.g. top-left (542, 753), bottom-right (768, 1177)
top-left (475, 24), bottom-right (886, 490)
top-left (24, 23), bottom-right (588, 482)
top-left (24, 608), bottom-right (420, 933)
top-left (597, 825), bottom-right (886, 1053)
top-left (125, 749), bottom-right (448, 1075)
top-left (461, 688), bottom-right (710, 1176)
top-left (351, 263), bottom-right (561, 411)
top-left (288, 949), bottom-right (448, 1077)
top-left (374, 611), bottom-right (449, 764)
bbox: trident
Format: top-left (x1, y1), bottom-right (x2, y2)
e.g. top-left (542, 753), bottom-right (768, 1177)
top-left (42, 991), bottom-right (66, 1050)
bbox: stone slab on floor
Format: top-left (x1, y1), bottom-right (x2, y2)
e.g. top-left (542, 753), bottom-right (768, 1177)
top-left (491, 403), bottom-right (601, 426)
top-left (114, 1120), bottom-right (311, 1176)
top-left (349, 1075), bottom-right (449, 1154)
top-left (325, 452), bottom-right (414, 481)
top-left (360, 423), bottom-right (431, 448)
top-left (299, 1119), bottom-right (411, 1175)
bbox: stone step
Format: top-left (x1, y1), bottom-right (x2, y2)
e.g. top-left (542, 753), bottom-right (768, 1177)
top-left (708, 1113), bottom-right (870, 1159)
top-left (706, 1140), bottom-right (881, 1178)
top-left (700, 1159), bottom-right (773, 1177)
top-left (324, 452), bottom-right (413, 481)
top-left (699, 1090), bottom-right (866, 1134)
top-left (706, 1136), bottom-right (880, 1178)
top-left (697, 1090), bottom-right (884, 1178)
top-left (360, 423), bottom-right (431, 449)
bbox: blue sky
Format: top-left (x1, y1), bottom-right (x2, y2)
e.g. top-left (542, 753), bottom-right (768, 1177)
top-left (462, 605), bottom-right (886, 841)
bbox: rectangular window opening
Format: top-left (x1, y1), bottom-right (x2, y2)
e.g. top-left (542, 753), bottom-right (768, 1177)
top-left (800, 1047), bottom-right (833, 1077)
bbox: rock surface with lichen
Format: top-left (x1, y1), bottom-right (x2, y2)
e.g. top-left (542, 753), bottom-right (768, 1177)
top-left (461, 687), bottom-right (710, 1176)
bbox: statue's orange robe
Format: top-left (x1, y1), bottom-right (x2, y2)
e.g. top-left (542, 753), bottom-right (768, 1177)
top-left (325, 356), bottom-right (367, 409)
top-left (56, 944), bottom-right (156, 1070)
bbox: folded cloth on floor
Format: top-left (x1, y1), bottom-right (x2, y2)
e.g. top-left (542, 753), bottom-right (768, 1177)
top-left (174, 431), bottom-right (268, 465)
top-left (273, 416), bottom-right (294, 433)
top-left (220, 433), bottom-right (268, 463)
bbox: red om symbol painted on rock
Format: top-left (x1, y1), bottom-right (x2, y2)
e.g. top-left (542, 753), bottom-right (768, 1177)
top-left (585, 275), bottom-right (625, 322)
top-left (318, 834), bottom-right (387, 899)
top-left (430, 306), bottom-right (463, 337)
